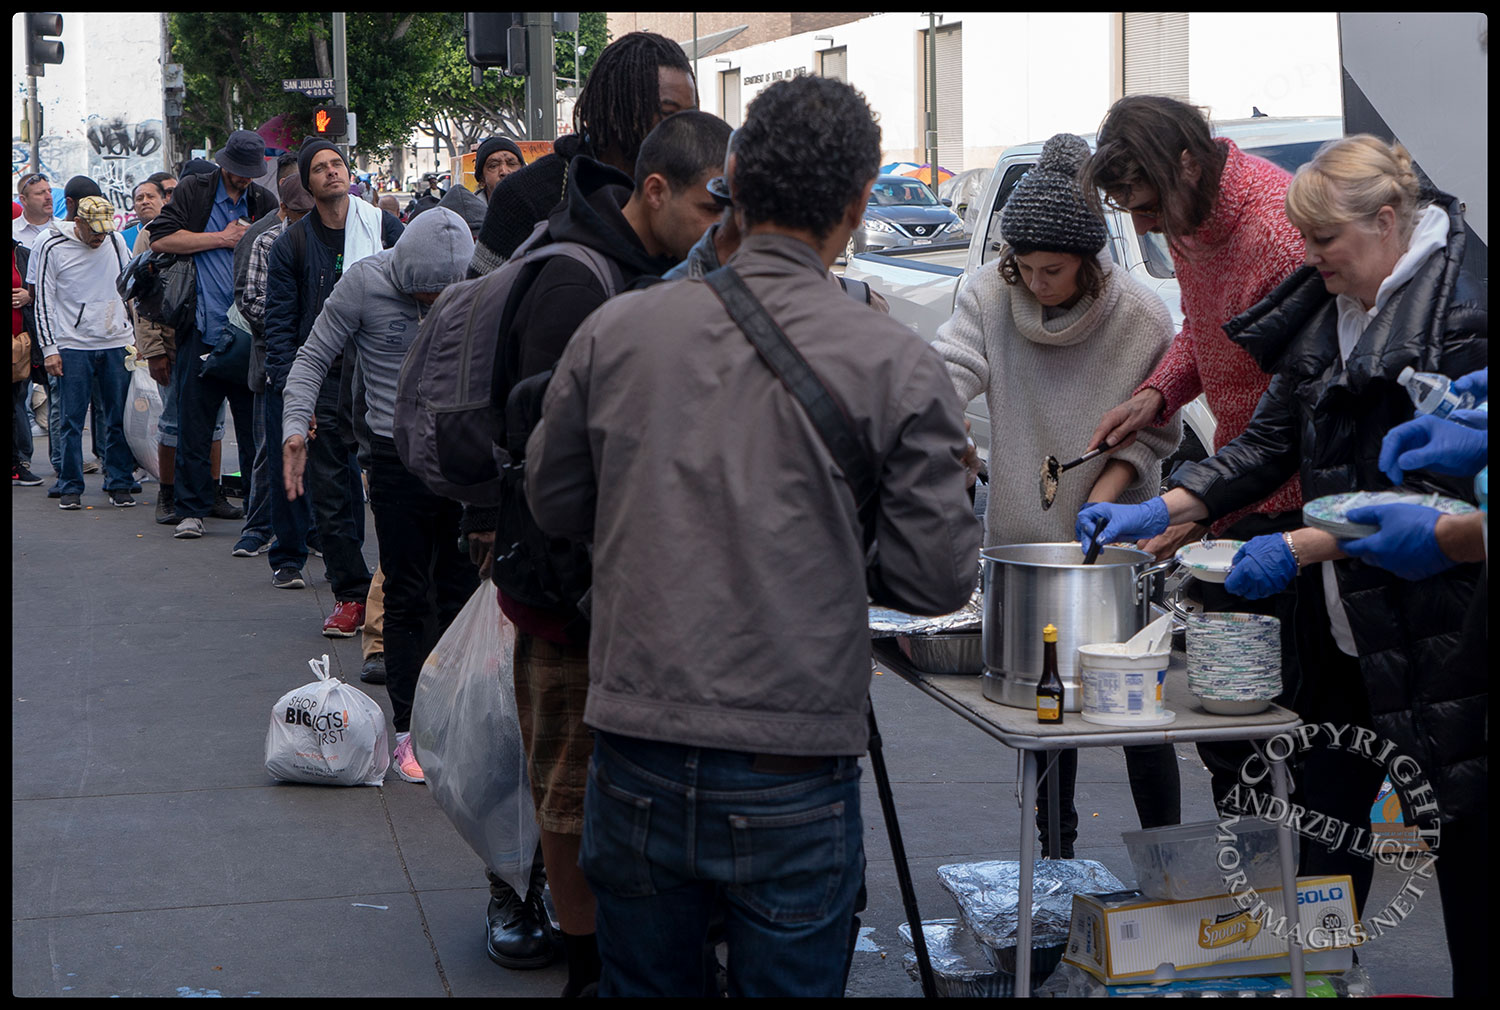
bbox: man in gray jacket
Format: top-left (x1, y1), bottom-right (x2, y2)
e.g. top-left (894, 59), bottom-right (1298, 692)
top-left (280, 207), bottom-right (479, 781)
top-left (525, 76), bottom-right (980, 997)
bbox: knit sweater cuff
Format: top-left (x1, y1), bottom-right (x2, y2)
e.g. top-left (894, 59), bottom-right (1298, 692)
top-left (460, 505), bottom-right (500, 537)
top-left (469, 242), bottom-right (506, 279)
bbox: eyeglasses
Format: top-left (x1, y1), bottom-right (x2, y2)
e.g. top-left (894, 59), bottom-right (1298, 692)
top-left (19, 173), bottom-right (48, 191)
top-left (1103, 191), bottom-right (1162, 219)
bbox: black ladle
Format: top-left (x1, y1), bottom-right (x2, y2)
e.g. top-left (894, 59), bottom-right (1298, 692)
top-left (1040, 447), bottom-right (1107, 510)
top-left (1082, 516), bottom-right (1109, 565)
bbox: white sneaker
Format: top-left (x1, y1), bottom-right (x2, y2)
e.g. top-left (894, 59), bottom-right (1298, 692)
top-left (174, 516), bottom-right (205, 539)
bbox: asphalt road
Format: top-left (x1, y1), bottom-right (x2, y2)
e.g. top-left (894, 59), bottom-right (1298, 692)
top-left (10, 424), bottom-right (1459, 997)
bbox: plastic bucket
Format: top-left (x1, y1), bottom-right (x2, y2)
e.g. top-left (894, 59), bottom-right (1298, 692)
top-left (1077, 643), bottom-right (1169, 722)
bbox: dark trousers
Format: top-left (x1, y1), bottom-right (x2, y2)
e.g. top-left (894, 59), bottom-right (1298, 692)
top-left (1035, 744), bottom-right (1182, 855)
top-left (12, 380), bottom-right (33, 466)
top-left (239, 389), bottom-right (274, 544)
top-left (170, 327), bottom-right (254, 518)
top-left (368, 437), bottom-right (476, 732)
top-left (264, 387), bottom-right (314, 572)
top-left (281, 379), bottom-right (369, 601)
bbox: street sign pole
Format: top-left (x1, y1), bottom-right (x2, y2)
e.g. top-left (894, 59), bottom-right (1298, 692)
top-left (333, 12), bottom-right (349, 160)
top-left (524, 12), bottom-right (556, 142)
top-left (28, 75), bottom-right (41, 176)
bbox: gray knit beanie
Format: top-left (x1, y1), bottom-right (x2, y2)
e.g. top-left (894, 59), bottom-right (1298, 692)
top-left (999, 133), bottom-right (1107, 256)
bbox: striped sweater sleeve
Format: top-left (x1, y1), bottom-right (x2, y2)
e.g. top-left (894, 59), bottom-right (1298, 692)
top-left (31, 233), bottom-right (64, 354)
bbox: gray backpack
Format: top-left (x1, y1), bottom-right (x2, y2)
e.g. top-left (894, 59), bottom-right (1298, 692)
top-left (394, 222), bottom-right (620, 504)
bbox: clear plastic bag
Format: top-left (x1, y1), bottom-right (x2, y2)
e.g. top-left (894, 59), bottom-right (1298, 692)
top-left (410, 585), bottom-right (539, 893)
top-left (124, 362), bottom-right (164, 481)
top-left (265, 655), bottom-right (390, 786)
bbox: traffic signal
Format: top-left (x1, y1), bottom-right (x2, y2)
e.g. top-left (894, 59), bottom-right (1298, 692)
top-left (25, 12), bottom-right (65, 76)
top-left (313, 105), bottom-right (348, 138)
top-left (466, 12), bottom-right (527, 76)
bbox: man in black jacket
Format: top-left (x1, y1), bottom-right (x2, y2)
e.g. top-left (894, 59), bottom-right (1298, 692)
top-left (147, 130), bottom-right (278, 539)
top-left (261, 138), bottom-right (401, 634)
top-left (463, 110), bottom-right (729, 998)
top-left (468, 31), bottom-right (697, 277)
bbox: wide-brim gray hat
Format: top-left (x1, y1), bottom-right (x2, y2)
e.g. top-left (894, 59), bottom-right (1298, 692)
top-left (215, 129), bottom-right (268, 180)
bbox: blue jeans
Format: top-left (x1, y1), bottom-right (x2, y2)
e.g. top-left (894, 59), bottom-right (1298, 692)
top-left (582, 732), bottom-right (865, 998)
top-left (158, 373), bottom-right (226, 448)
top-left (45, 372), bottom-right (64, 478)
top-left (55, 348), bottom-right (134, 495)
top-left (239, 389), bottom-right (274, 544)
top-left (12, 380), bottom-right (33, 466)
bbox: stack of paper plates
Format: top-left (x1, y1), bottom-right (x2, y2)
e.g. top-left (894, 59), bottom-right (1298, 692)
top-left (1186, 612), bottom-right (1281, 715)
top-left (1303, 490), bottom-right (1477, 540)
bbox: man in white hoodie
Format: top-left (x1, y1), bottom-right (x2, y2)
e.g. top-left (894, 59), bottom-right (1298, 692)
top-left (33, 196), bottom-right (137, 510)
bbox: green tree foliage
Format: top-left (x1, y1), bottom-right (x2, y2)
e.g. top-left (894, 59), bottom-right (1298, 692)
top-left (170, 12), bottom-right (609, 163)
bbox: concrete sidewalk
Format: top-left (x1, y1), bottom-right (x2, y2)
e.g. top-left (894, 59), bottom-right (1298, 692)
top-left (10, 456), bottom-right (1456, 996)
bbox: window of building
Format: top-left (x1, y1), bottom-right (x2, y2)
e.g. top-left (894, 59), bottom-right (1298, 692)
top-left (720, 68), bottom-right (742, 128)
top-left (1123, 12), bottom-right (1189, 100)
top-left (818, 46), bottom-right (848, 84)
top-left (919, 23), bottom-right (964, 173)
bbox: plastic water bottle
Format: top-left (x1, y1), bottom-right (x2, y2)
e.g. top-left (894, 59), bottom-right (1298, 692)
top-left (1397, 366), bottom-right (1476, 418)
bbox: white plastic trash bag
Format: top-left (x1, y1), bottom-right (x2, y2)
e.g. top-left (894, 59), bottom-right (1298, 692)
top-left (410, 585), bottom-right (539, 893)
top-left (124, 360), bottom-right (164, 481)
top-left (265, 655), bottom-right (390, 786)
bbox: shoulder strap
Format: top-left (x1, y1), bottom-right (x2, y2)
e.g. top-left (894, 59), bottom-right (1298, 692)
top-left (703, 266), bottom-right (877, 521)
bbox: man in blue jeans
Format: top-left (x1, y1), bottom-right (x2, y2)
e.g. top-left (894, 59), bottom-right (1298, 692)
top-left (32, 196), bottom-right (137, 508)
top-left (524, 77), bottom-right (981, 996)
top-left (146, 129), bottom-right (277, 541)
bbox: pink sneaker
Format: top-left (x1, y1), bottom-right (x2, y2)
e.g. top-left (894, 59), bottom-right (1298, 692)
top-left (392, 735), bottom-right (425, 783)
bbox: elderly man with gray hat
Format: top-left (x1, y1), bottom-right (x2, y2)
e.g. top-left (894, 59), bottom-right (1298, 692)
top-left (146, 129), bottom-right (279, 540)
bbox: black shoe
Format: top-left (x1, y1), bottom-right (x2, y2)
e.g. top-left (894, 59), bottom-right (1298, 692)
top-left (360, 653), bottom-right (387, 685)
top-left (155, 484), bottom-right (177, 525)
top-left (59, 493), bottom-right (82, 510)
top-left (272, 567), bottom-right (307, 590)
top-left (486, 878), bottom-right (558, 969)
top-left (109, 489), bottom-right (137, 508)
top-left (211, 485), bottom-right (244, 520)
top-left (13, 465), bottom-right (43, 486)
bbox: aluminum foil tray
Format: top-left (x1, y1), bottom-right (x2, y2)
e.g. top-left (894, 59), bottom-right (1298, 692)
top-left (937, 859), bottom-right (1128, 950)
top-left (869, 588), bottom-right (982, 638)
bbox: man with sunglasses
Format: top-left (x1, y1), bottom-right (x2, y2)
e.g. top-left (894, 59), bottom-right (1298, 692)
top-left (13, 174), bottom-right (58, 250)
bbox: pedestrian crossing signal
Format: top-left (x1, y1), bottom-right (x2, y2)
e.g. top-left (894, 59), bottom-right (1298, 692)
top-left (314, 105), bottom-right (348, 137)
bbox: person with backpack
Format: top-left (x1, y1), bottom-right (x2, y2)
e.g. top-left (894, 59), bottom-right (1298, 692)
top-left (441, 110), bottom-right (729, 997)
top-left (468, 31), bottom-right (698, 277)
top-left (280, 206), bottom-right (477, 782)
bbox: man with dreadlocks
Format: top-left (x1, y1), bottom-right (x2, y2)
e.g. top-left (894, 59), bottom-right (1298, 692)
top-left (468, 30), bottom-right (697, 278)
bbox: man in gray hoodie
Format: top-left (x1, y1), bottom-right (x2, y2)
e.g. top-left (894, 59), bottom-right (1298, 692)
top-left (280, 207), bottom-right (479, 781)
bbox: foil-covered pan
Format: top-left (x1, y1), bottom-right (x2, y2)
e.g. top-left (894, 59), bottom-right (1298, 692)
top-left (937, 859), bottom-right (1128, 950)
top-left (869, 587), bottom-right (983, 638)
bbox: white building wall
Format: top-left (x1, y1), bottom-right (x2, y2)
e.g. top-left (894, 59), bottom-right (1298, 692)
top-left (1186, 12), bottom-right (1343, 120)
top-left (12, 12), bottom-right (167, 230)
top-left (698, 12), bottom-right (1339, 176)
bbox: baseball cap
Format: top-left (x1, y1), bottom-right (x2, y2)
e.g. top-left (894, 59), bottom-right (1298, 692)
top-left (76, 195), bottom-right (117, 233)
top-left (277, 174), bottom-right (316, 213)
top-left (64, 176), bottom-right (103, 203)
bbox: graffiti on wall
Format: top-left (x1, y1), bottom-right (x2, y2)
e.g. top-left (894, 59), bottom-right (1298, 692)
top-left (86, 117), bottom-right (166, 232)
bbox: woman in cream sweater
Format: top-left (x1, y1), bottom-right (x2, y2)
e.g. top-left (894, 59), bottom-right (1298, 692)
top-left (933, 132), bottom-right (1181, 857)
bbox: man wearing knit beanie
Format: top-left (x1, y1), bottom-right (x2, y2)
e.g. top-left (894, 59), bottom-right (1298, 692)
top-left (474, 137), bottom-right (525, 203)
top-left (998, 133), bottom-right (1108, 256)
top-left (297, 138), bottom-right (343, 195)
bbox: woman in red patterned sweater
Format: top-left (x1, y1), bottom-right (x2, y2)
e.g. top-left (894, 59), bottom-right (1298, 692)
top-left (1078, 96), bottom-right (1312, 812)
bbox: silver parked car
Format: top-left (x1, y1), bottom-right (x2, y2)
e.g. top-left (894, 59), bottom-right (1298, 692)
top-left (845, 175), bottom-right (966, 261)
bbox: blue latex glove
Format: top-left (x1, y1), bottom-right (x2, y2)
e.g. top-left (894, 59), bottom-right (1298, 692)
top-left (1075, 498), bottom-right (1170, 557)
top-left (1449, 407), bottom-right (1488, 431)
top-left (1453, 367), bottom-right (1487, 402)
top-left (1224, 534), bottom-right (1298, 599)
top-left (1378, 414), bottom-right (1489, 485)
top-left (1340, 503), bottom-right (1455, 581)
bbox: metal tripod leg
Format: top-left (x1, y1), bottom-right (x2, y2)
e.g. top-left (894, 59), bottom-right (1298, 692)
top-left (866, 698), bottom-right (937, 998)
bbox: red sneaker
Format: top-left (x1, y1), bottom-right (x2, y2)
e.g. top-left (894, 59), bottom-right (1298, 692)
top-left (322, 601), bottom-right (366, 638)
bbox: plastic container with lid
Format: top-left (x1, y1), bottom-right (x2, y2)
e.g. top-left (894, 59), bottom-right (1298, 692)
top-left (1122, 817), bottom-right (1294, 902)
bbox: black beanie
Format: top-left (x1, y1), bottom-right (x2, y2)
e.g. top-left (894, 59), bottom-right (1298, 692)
top-left (999, 133), bottom-right (1108, 256)
top-left (298, 137), bottom-right (344, 194)
top-left (475, 137), bottom-right (525, 185)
